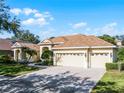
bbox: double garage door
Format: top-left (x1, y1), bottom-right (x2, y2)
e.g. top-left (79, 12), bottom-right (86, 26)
top-left (56, 53), bottom-right (110, 68)
top-left (56, 53), bottom-right (86, 67)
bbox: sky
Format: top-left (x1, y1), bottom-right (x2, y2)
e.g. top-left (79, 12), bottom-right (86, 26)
top-left (1, 0), bottom-right (124, 40)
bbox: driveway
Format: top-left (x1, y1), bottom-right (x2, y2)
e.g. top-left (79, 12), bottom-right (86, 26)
top-left (0, 66), bottom-right (105, 93)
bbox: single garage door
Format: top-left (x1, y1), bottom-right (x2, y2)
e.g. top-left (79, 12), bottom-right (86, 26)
top-left (56, 53), bottom-right (85, 67)
top-left (91, 53), bottom-right (110, 68)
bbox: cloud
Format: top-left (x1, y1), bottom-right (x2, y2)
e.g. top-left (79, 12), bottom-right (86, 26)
top-left (10, 8), bottom-right (22, 15)
top-left (34, 13), bottom-right (43, 18)
top-left (71, 22), bottom-right (87, 29)
top-left (94, 22), bottom-right (118, 35)
top-left (68, 21), bottom-right (120, 36)
top-left (22, 18), bottom-right (48, 26)
top-left (23, 8), bottom-right (38, 15)
top-left (10, 8), bottom-right (54, 27)
top-left (39, 28), bottom-right (55, 40)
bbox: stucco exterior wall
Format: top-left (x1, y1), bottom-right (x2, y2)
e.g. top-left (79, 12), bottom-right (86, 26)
top-left (39, 44), bottom-right (116, 68)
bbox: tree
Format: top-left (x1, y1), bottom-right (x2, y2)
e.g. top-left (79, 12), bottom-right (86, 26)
top-left (115, 35), bottom-right (124, 40)
top-left (117, 48), bottom-right (124, 61)
top-left (0, 0), bottom-right (21, 35)
top-left (11, 30), bottom-right (40, 44)
top-left (98, 34), bottom-right (116, 45)
top-left (23, 47), bottom-right (37, 62)
top-left (115, 35), bottom-right (124, 45)
top-left (41, 50), bottom-right (53, 65)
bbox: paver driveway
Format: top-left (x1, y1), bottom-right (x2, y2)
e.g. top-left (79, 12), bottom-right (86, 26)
top-left (0, 66), bottom-right (105, 93)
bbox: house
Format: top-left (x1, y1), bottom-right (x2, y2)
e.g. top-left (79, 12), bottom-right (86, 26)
top-left (0, 39), bottom-right (13, 57)
top-left (39, 34), bottom-right (117, 68)
top-left (12, 42), bottom-right (40, 62)
top-left (115, 39), bottom-right (124, 48)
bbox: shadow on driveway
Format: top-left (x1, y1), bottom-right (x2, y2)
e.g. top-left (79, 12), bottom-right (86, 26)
top-left (0, 71), bottom-right (96, 93)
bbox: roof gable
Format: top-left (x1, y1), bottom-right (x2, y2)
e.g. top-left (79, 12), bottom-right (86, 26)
top-left (12, 42), bottom-right (21, 48)
top-left (12, 42), bottom-right (40, 51)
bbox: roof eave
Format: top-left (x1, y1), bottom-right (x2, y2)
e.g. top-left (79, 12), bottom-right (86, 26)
top-left (52, 46), bottom-right (117, 50)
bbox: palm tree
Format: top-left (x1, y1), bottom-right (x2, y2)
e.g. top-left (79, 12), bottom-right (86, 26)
top-left (23, 47), bottom-right (37, 62)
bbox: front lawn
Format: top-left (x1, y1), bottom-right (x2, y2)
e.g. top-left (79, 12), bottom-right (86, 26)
top-left (0, 64), bottom-right (39, 76)
top-left (92, 71), bottom-right (124, 93)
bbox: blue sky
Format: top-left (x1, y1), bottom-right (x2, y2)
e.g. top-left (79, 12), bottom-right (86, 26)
top-left (1, 0), bottom-right (124, 40)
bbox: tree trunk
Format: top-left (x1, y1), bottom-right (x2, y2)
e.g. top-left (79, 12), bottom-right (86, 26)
top-left (28, 55), bottom-right (31, 62)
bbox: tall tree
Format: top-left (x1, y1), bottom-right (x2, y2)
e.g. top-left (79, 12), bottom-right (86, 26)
top-left (98, 34), bottom-right (116, 45)
top-left (11, 30), bottom-right (40, 44)
top-left (0, 0), bottom-right (21, 35)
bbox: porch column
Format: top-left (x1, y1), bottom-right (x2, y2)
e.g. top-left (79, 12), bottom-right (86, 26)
top-left (14, 49), bottom-right (17, 61)
top-left (19, 49), bottom-right (22, 61)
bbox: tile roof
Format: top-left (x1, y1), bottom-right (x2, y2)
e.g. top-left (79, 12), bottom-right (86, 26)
top-left (0, 39), bottom-right (13, 50)
top-left (12, 42), bottom-right (40, 51)
top-left (41, 34), bottom-right (114, 48)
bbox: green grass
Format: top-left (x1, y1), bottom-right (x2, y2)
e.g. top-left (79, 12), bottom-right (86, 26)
top-left (0, 64), bottom-right (39, 76)
top-left (92, 70), bottom-right (124, 93)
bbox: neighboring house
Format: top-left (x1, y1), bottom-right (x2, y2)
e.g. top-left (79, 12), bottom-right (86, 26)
top-left (0, 39), bottom-right (13, 57)
top-left (115, 39), bottom-right (124, 48)
top-left (39, 34), bottom-right (117, 68)
top-left (12, 42), bottom-right (40, 62)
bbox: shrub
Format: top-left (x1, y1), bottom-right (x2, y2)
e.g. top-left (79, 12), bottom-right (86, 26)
top-left (106, 63), bottom-right (124, 71)
top-left (0, 55), bottom-right (17, 64)
top-left (92, 81), bottom-right (119, 93)
top-left (106, 63), bottom-right (118, 70)
top-left (121, 63), bottom-right (124, 70)
top-left (117, 48), bottom-right (124, 61)
top-left (35, 61), bottom-right (53, 66)
top-left (41, 50), bottom-right (53, 65)
top-left (0, 55), bottom-right (11, 62)
top-left (42, 61), bottom-right (53, 66)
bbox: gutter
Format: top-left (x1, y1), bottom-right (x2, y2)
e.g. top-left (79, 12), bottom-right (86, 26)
top-left (52, 46), bottom-right (117, 50)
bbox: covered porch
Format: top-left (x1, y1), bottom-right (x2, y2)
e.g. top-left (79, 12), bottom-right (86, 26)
top-left (12, 42), bottom-right (40, 62)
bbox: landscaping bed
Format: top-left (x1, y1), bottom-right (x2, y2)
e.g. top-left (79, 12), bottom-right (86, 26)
top-left (0, 64), bottom-right (39, 76)
top-left (92, 70), bottom-right (124, 93)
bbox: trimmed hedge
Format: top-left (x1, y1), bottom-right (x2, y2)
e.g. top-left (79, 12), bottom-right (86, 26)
top-left (106, 63), bottom-right (124, 70)
top-left (106, 63), bottom-right (118, 70)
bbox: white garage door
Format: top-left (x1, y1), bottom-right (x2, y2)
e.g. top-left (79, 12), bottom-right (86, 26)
top-left (56, 53), bottom-right (85, 67)
top-left (91, 53), bottom-right (110, 68)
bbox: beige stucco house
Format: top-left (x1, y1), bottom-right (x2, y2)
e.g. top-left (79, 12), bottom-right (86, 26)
top-left (12, 42), bottom-right (40, 62)
top-left (39, 34), bottom-right (117, 68)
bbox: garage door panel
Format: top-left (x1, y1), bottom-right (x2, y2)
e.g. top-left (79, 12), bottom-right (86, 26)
top-left (91, 53), bottom-right (109, 68)
top-left (56, 53), bottom-right (86, 67)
